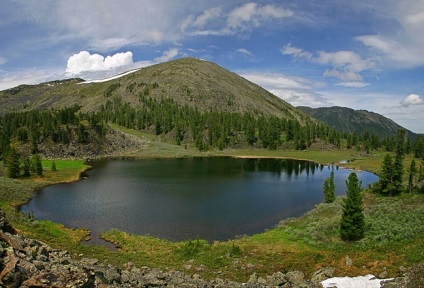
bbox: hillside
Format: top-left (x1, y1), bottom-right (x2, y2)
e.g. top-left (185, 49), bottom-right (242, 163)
top-left (0, 58), bottom-right (309, 123)
top-left (298, 106), bottom-right (417, 139)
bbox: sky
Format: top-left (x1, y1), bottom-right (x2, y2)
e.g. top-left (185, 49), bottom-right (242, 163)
top-left (0, 1), bottom-right (423, 133)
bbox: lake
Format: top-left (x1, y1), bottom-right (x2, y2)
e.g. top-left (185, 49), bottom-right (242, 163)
top-left (21, 157), bottom-right (378, 243)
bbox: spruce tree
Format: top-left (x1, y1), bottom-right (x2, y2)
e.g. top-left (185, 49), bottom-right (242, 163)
top-left (323, 170), bottom-right (336, 203)
top-left (32, 154), bottom-right (43, 176)
top-left (6, 148), bottom-right (20, 178)
top-left (340, 172), bottom-right (365, 241)
top-left (51, 161), bottom-right (57, 172)
top-left (392, 130), bottom-right (405, 195)
top-left (22, 157), bottom-right (31, 177)
top-left (408, 159), bottom-right (417, 193)
top-left (378, 154), bottom-right (395, 196)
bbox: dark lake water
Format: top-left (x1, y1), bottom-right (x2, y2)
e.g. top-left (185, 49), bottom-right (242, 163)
top-left (21, 157), bottom-right (378, 243)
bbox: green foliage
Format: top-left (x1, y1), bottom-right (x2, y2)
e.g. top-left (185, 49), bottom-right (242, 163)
top-left (377, 154), bottom-right (395, 196)
top-left (408, 159), bottom-right (417, 193)
top-left (392, 129), bottom-right (405, 195)
top-left (104, 83), bottom-right (120, 97)
top-left (177, 238), bottom-right (209, 258)
top-left (6, 148), bottom-right (20, 178)
top-left (77, 124), bottom-right (87, 143)
top-left (22, 157), bottom-right (31, 177)
top-left (51, 161), bottom-right (57, 172)
top-left (31, 154), bottom-right (43, 176)
top-left (340, 172), bottom-right (365, 241)
top-left (323, 170), bottom-right (336, 203)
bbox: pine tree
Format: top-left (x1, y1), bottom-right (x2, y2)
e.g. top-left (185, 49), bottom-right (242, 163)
top-left (22, 157), bottom-right (31, 177)
top-left (32, 154), bottom-right (43, 176)
top-left (340, 172), bottom-right (365, 241)
top-left (408, 159), bottom-right (417, 193)
top-left (392, 129), bottom-right (405, 195)
top-left (51, 161), bottom-right (57, 172)
top-left (378, 154), bottom-right (395, 196)
top-left (323, 170), bottom-right (336, 203)
top-left (6, 148), bottom-right (20, 178)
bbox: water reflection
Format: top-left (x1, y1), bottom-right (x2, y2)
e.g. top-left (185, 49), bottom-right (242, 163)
top-left (21, 157), bottom-right (378, 243)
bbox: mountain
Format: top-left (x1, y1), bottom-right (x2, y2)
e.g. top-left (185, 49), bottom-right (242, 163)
top-left (0, 57), bottom-right (309, 123)
top-left (298, 106), bottom-right (417, 139)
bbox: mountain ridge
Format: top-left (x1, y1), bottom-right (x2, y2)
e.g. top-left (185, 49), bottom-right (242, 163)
top-left (0, 57), bottom-right (310, 124)
top-left (298, 105), bottom-right (417, 139)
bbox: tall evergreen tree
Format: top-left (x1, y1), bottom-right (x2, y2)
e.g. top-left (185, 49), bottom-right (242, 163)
top-left (408, 159), bottom-right (417, 193)
top-left (22, 157), bottom-right (31, 177)
top-left (6, 148), bottom-right (20, 178)
top-left (323, 170), bottom-right (336, 203)
top-left (32, 154), bottom-right (43, 176)
top-left (378, 154), bottom-right (395, 196)
top-left (340, 172), bottom-right (365, 241)
top-left (392, 130), bottom-right (405, 195)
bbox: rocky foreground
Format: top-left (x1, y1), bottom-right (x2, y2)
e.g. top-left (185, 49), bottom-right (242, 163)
top-left (0, 209), bottom-right (422, 287)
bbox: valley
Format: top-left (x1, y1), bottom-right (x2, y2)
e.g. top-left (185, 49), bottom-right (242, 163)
top-left (0, 58), bottom-right (423, 286)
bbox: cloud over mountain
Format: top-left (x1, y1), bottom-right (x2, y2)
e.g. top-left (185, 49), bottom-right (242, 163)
top-left (400, 94), bottom-right (423, 107)
top-left (66, 51), bottom-right (134, 75)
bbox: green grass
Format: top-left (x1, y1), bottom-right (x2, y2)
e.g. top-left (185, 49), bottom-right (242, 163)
top-left (42, 159), bottom-right (89, 171)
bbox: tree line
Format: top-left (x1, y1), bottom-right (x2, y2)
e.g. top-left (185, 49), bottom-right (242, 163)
top-left (1, 92), bottom-right (423, 181)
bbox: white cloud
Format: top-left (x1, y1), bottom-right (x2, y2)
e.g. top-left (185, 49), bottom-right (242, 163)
top-left (0, 56), bottom-right (6, 65)
top-left (227, 3), bottom-right (258, 29)
top-left (0, 68), bottom-right (60, 91)
top-left (355, 0), bottom-right (424, 68)
top-left (236, 48), bottom-right (253, 56)
top-left (280, 44), bottom-right (312, 60)
top-left (240, 72), bottom-right (330, 107)
top-left (65, 48), bottom-right (179, 80)
top-left (154, 47), bottom-right (179, 63)
top-left (193, 7), bottom-right (222, 28)
top-left (227, 3), bottom-right (293, 29)
top-left (180, 7), bottom-right (222, 32)
top-left (336, 82), bottom-right (370, 88)
top-left (281, 44), bottom-right (373, 82)
top-left (184, 3), bottom-right (293, 37)
top-left (66, 51), bottom-right (134, 75)
top-left (400, 94), bottom-right (423, 107)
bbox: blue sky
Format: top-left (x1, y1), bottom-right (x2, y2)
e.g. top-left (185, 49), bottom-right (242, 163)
top-left (1, 1), bottom-right (423, 133)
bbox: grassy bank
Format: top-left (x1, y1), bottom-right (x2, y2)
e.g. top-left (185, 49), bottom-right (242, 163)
top-left (0, 134), bottom-right (423, 282)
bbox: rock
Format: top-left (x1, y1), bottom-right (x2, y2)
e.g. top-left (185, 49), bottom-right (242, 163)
top-left (267, 271), bottom-right (287, 286)
top-left (345, 255), bottom-right (353, 266)
top-left (286, 270), bottom-right (305, 285)
top-left (81, 257), bottom-right (99, 266)
top-left (398, 265), bottom-right (407, 275)
top-left (248, 272), bottom-right (258, 284)
top-left (379, 270), bottom-right (388, 279)
top-left (0, 210), bottom-right (15, 234)
top-left (0, 231), bottom-right (25, 251)
top-left (311, 267), bottom-right (334, 282)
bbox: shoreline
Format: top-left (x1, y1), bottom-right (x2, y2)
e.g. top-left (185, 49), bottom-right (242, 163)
top-left (17, 153), bottom-right (374, 247)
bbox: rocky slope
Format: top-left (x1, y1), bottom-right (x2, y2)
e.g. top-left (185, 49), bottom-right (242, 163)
top-left (0, 209), bottom-right (422, 287)
top-left (0, 209), bottom-right (324, 287)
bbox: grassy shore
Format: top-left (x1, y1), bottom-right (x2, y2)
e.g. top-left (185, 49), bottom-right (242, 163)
top-left (0, 130), bottom-right (423, 282)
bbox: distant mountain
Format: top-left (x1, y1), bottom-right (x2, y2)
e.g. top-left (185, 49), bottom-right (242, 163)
top-left (298, 106), bottom-right (417, 139)
top-left (0, 57), bottom-right (310, 123)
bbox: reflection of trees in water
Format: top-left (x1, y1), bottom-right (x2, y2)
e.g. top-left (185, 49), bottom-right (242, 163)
top-left (241, 158), bottom-right (321, 177)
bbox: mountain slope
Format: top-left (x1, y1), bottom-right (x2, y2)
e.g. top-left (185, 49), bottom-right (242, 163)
top-left (298, 106), bottom-right (416, 138)
top-left (0, 58), bottom-right (310, 123)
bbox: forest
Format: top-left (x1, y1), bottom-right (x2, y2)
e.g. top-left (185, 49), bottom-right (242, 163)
top-left (1, 88), bottom-right (424, 180)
